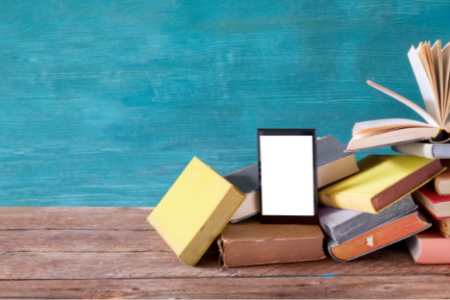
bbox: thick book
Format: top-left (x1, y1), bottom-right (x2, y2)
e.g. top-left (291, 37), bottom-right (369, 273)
top-left (392, 143), bottom-right (450, 159)
top-left (434, 159), bottom-right (450, 195)
top-left (224, 165), bottom-right (260, 223)
top-left (226, 135), bottom-right (359, 223)
top-left (319, 155), bottom-right (444, 214)
top-left (147, 157), bottom-right (246, 266)
top-left (346, 41), bottom-right (450, 152)
top-left (319, 194), bottom-right (417, 244)
top-left (406, 228), bottom-right (450, 264)
top-left (218, 218), bottom-right (325, 267)
top-left (413, 183), bottom-right (450, 218)
top-left (328, 210), bottom-right (430, 262)
top-left (316, 135), bottom-right (359, 188)
top-left (421, 209), bottom-right (450, 238)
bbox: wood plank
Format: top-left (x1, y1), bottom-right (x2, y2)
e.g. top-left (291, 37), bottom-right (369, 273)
top-left (0, 276), bottom-right (449, 299)
top-left (0, 207), bottom-right (154, 230)
top-left (0, 230), bottom-right (172, 252)
top-left (2, 250), bottom-right (450, 280)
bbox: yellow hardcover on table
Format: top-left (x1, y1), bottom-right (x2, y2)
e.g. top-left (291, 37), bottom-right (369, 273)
top-left (318, 155), bottom-right (445, 214)
top-left (147, 157), bottom-right (246, 266)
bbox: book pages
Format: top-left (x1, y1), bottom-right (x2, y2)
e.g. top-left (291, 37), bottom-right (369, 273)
top-left (366, 80), bottom-right (439, 127)
top-left (408, 46), bottom-right (442, 126)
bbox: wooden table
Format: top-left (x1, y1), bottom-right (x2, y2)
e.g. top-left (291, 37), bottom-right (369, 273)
top-left (1, 207), bottom-right (450, 299)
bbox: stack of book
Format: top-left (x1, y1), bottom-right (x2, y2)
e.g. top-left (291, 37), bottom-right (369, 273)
top-left (147, 135), bottom-right (362, 267)
top-left (317, 155), bottom-right (441, 261)
top-left (343, 40), bottom-right (450, 264)
top-left (148, 41), bottom-right (450, 267)
top-left (404, 161), bottom-right (450, 264)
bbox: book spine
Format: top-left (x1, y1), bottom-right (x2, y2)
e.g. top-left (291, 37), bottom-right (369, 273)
top-left (392, 143), bottom-right (435, 159)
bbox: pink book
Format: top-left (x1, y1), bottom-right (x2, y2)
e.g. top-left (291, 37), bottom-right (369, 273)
top-left (406, 228), bottom-right (450, 264)
top-left (412, 184), bottom-right (450, 218)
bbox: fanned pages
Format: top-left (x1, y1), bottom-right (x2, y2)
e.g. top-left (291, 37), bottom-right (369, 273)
top-left (347, 41), bottom-right (450, 152)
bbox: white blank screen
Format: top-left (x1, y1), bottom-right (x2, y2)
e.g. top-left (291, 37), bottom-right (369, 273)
top-left (260, 135), bottom-right (314, 216)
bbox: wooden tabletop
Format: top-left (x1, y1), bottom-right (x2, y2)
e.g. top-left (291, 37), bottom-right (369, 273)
top-left (1, 207), bottom-right (450, 299)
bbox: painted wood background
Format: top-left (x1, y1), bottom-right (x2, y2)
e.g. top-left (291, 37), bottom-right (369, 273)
top-left (1, 0), bottom-right (449, 206)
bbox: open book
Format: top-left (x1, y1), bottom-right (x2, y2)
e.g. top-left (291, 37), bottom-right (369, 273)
top-left (347, 41), bottom-right (450, 152)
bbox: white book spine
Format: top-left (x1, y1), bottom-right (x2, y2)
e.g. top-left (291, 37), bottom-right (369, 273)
top-left (391, 143), bottom-right (434, 159)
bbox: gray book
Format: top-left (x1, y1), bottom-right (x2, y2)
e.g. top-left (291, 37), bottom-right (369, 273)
top-left (392, 142), bottom-right (450, 159)
top-left (319, 194), bottom-right (417, 244)
top-left (327, 210), bottom-right (431, 262)
top-left (225, 135), bottom-right (359, 223)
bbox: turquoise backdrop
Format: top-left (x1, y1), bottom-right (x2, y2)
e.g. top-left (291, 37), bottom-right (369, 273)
top-left (1, 0), bottom-right (450, 206)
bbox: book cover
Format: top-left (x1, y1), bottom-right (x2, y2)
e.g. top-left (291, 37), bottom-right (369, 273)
top-left (392, 143), bottom-right (450, 159)
top-left (319, 155), bottom-right (444, 214)
top-left (316, 135), bottom-right (360, 188)
top-left (413, 183), bottom-right (450, 218)
top-left (406, 228), bottom-right (450, 264)
top-left (346, 41), bottom-right (450, 152)
top-left (224, 164), bottom-right (260, 223)
top-left (319, 194), bottom-right (417, 244)
top-left (218, 218), bottom-right (325, 267)
top-left (328, 210), bottom-right (431, 262)
top-left (147, 157), bottom-right (246, 266)
top-left (434, 159), bottom-right (450, 195)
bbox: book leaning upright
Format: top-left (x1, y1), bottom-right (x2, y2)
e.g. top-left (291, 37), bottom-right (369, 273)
top-left (347, 41), bottom-right (450, 152)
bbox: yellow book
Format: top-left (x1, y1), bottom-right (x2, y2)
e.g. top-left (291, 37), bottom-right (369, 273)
top-left (319, 155), bottom-right (445, 214)
top-left (147, 157), bottom-right (246, 266)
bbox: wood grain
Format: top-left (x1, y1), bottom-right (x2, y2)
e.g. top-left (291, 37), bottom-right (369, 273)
top-left (1, 276), bottom-right (450, 299)
top-left (0, 229), bottom-right (171, 252)
top-left (0, 207), bottom-right (153, 230)
top-left (2, 249), bottom-right (450, 280)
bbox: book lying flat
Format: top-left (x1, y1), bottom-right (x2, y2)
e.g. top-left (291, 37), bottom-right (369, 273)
top-left (225, 135), bottom-right (359, 223)
top-left (147, 157), bottom-right (246, 266)
top-left (434, 159), bottom-right (450, 195)
top-left (319, 194), bottom-right (417, 244)
top-left (392, 143), bottom-right (450, 159)
top-left (316, 135), bottom-right (359, 188)
top-left (413, 183), bottom-right (450, 218)
top-left (421, 209), bottom-right (450, 238)
top-left (346, 41), bottom-right (450, 152)
top-left (319, 155), bottom-right (444, 213)
top-left (406, 228), bottom-right (450, 264)
top-left (328, 210), bottom-right (430, 262)
top-left (224, 165), bottom-right (260, 223)
top-left (218, 218), bottom-right (325, 267)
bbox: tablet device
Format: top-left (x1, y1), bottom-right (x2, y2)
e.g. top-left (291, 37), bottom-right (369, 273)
top-left (257, 129), bottom-right (318, 224)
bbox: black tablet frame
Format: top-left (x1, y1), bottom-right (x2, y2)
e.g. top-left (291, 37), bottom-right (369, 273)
top-left (257, 128), bottom-right (318, 224)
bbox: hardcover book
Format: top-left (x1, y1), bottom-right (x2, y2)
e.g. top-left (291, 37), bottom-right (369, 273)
top-left (319, 155), bottom-right (444, 214)
top-left (346, 41), bottom-right (450, 152)
top-left (316, 135), bottom-right (359, 188)
top-left (415, 195), bottom-right (450, 237)
top-left (406, 228), bottom-right (450, 264)
top-left (392, 143), bottom-right (450, 159)
top-left (413, 183), bottom-right (450, 218)
top-left (218, 218), bottom-right (325, 267)
top-left (224, 165), bottom-right (260, 223)
top-left (147, 157), bottom-right (246, 266)
top-left (434, 159), bottom-right (450, 195)
top-left (328, 210), bottom-right (430, 262)
top-left (319, 194), bottom-right (417, 244)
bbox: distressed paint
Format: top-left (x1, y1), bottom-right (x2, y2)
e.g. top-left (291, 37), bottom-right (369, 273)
top-left (0, 1), bottom-right (449, 206)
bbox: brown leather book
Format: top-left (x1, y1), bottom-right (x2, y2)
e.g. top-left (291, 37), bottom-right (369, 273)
top-left (329, 210), bottom-right (430, 262)
top-left (218, 218), bottom-right (325, 267)
top-left (434, 159), bottom-right (450, 195)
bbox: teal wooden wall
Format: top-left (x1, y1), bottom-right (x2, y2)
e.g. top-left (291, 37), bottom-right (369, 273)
top-left (1, 0), bottom-right (449, 206)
